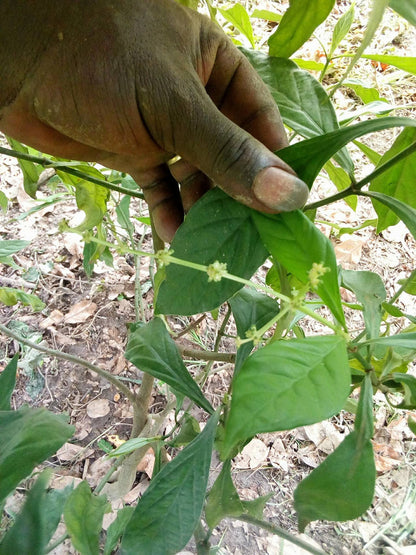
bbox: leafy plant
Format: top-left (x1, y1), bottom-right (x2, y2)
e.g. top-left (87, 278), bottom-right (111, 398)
top-left (1, 1), bottom-right (416, 553)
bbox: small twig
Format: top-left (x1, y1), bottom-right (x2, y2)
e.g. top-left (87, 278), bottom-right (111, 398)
top-left (235, 515), bottom-right (327, 555)
top-left (0, 322), bottom-right (135, 403)
top-left (176, 344), bottom-right (236, 363)
top-left (174, 314), bottom-right (206, 339)
top-left (0, 275), bottom-right (37, 289)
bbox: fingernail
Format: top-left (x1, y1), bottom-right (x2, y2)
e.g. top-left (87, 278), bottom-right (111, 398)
top-left (253, 167), bottom-right (309, 211)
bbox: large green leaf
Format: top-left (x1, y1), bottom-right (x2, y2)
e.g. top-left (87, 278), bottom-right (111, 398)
top-left (359, 332), bottom-right (416, 350)
top-left (278, 117), bottom-right (416, 188)
top-left (294, 431), bottom-right (375, 530)
top-left (0, 240), bottom-right (29, 258)
top-left (155, 188), bottom-right (267, 315)
top-left (295, 373), bottom-right (375, 530)
top-left (104, 507), bottom-right (135, 555)
top-left (341, 270), bottom-right (386, 340)
top-left (70, 181), bottom-right (109, 232)
top-left (361, 53), bottom-right (416, 74)
top-left (369, 128), bottom-right (416, 231)
top-left (241, 50), bottom-right (353, 173)
top-left (0, 354), bottom-right (18, 410)
top-left (362, 190), bottom-right (416, 239)
top-left (389, 0), bottom-right (416, 25)
top-left (222, 336), bottom-right (350, 458)
top-left (0, 471), bottom-right (51, 555)
top-left (229, 288), bottom-right (280, 372)
top-left (268, 0), bottom-right (335, 58)
top-left (252, 210), bottom-right (345, 326)
top-left (125, 318), bottom-right (213, 414)
top-left (121, 411), bottom-right (219, 555)
top-left (0, 407), bottom-right (74, 503)
top-left (64, 481), bottom-right (110, 555)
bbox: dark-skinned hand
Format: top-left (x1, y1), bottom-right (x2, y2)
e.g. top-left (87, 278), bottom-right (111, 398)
top-left (0, 0), bottom-right (308, 242)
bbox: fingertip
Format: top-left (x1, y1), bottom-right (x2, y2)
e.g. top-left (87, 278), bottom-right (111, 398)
top-left (253, 166), bottom-right (309, 212)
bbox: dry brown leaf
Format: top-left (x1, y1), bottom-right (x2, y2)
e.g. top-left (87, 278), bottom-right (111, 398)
top-left (334, 237), bottom-right (364, 266)
top-left (86, 457), bottom-right (113, 488)
top-left (65, 300), bottom-right (97, 324)
top-left (56, 442), bottom-right (93, 461)
top-left (40, 309), bottom-right (64, 329)
top-left (301, 421), bottom-right (344, 454)
top-left (136, 448), bottom-right (155, 479)
top-left (52, 263), bottom-right (76, 279)
top-left (123, 480), bottom-right (149, 504)
top-left (234, 438), bottom-right (268, 469)
top-left (86, 398), bottom-right (110, 418)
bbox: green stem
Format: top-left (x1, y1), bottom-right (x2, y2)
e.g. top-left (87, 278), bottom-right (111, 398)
top-left (304, 140), bottom-right (416, 212)
top-left (0, 145), bottom-right (144, 199)
top-left (177, 344), bottom-right (236, 363)
top-left (44, 534), bottom-right (70, 553)
top-left (0, 323), bottom-right (135, 403)
top-left (235, 515), bottom-right (326, 555)
top-left (390, 269), bottom-right (416, 303)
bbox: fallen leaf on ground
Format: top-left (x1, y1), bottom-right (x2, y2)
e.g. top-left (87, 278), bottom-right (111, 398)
top-left (86, 398), bottom-right (110, 418)
top-left (334, 237), bottom-right (364, 266)
top-left (234, 438), bottom-right (268, 469)
top-left (136, 448), bottom-right (155, 479)
top-left (56, 442), bottom-right (93, 461)
top-left (65, 299), bottom-right (97, 324)
top-left (40, 309), bottom-right (64, 329)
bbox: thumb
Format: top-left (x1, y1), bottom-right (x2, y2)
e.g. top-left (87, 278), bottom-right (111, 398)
top-left (159, 76), bottom-right (308, 213)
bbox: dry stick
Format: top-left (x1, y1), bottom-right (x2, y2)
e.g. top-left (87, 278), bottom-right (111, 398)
top-left (0, 322), bottom-right (135, 403)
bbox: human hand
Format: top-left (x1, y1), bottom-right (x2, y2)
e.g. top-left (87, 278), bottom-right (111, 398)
top-left (0, 0), bottom-right (308, 242)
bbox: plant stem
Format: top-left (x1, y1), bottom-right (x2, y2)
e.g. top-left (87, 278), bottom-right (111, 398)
top-left (235, 515), bottom-right (326, 555)
top-left (390, 269), bottom-right (416, 303)
top-left (45, 534), bottom-right (70, 553)
top-left (177, 344), bottom-right (236, 363)
top-left (0, 323), bottom-right (135, 403)
top-left (304, 140), bottom-right (416, 212)
top-left (0, 145), bottom-right (144, 199)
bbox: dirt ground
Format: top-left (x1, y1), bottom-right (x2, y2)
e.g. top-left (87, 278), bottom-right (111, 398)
top-left (1, 1), bottom-right (416, 554)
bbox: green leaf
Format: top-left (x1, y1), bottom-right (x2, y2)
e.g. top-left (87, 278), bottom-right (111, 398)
top-left (329, 3), bottom-right (355, 57)
top-left (222, 336), bottom-right (351, 458)
top-left (121, 411), bottom-right (219, 555)
top-left (408, 415), bottom-right (416, 435)
top-left (389, 373), bottom-right (416, 409)
top-left (241, 49), bottom-right (353, 172)
top-left (43, 484), bottom-right (74, 546)
top-left (6, 138), bottom-right (43, 198)
top-left (399, 271), bottom-right (416, 295)
top-left (361, 53), bottom-right (416, 75)
top-left (64, 481), bottom-right (110, 555)
top-left (251, 9), bottom-right (282, 23)
top-left (205, 460), bottom-right (271, 529)
top-left (278, 116), bottom-right (416, 188)
top-left (389, 0), bottom-right (416, 25)
top-left (219, 5), bottom-right (255, 47)
top-left (355, 372), bottom-right (374, 441)
top-left (268, 0), bottom-right (335, 58)
top-left (0, 190), bottom-right (8, 212)
top-left (363, 190), bottom-right (416, 239)
top-left (125, 318), bottom-right (213, 414)
top-left (294, 431), bottom-right (375, 531)
top-left (359, 332), bottom-right (416, 350)
top-left (252, 210), bottom-right (345, 326)
top-left (116, 196), bottom-right (134, 234)
top-left (156, 189), bottom-right (267, 315)
top-left (341, 270), bottom-right (386, 340)
top-left (168, 414), bottom-right (201, 448)
top-left (0, 471), bottom-right (51, 555)
top-left (354, 140), bottom-right (382, 164)
top-left (107, 436), bottom-right (158, 458)
top-left (0, 240), bottom-right (29, 257)
top-left (205, 460), bottom-right (244, 529)
top-left (64, 181), bottom-right (109, 232)
top-left (0, 354), bottom-right (18, 410)
top-left (0, 287), bottom-right (46, 311)
top-left (343, 78), bottom-right (388, 104)
top-left (0, 407), bottom-right (74, 503)
top-left (104, 507), bottom-right (134, 555)
top-left (369, 128), bottom-right (416, 231)
top-left (229, 288), bottom-right (280, 372)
